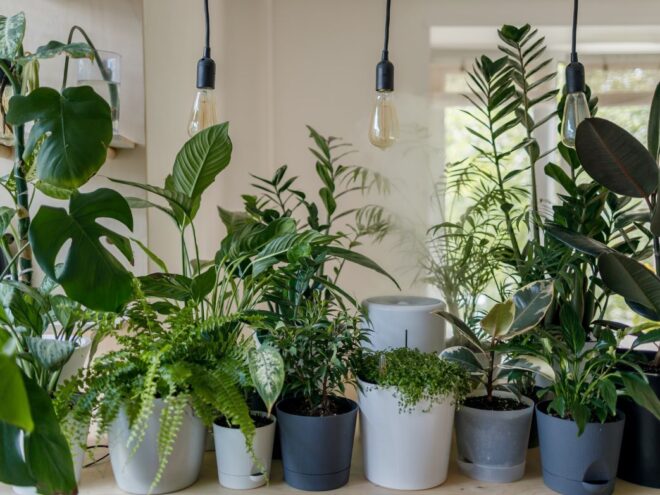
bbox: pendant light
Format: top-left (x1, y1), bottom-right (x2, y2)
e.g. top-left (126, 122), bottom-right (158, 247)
top-left (560, 0), bottom-right (590, 148)
top-left (369, 0), bottom-right (399, 150)
top-left (188, 0), bottom-right (218, 137)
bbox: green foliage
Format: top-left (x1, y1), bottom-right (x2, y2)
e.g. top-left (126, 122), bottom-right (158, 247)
top-left (0, 12), bottom-right (25, 59)
top-left (29, 188), bottom-right (135, 312)
top-left (0, 354), bottom-right (33, 431)
top-left (439, 281), bottom-right (554, 401)
top-left (359, 347), bottom-right (470, 412)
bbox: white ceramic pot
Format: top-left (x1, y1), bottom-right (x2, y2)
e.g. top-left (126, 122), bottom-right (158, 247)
top-left (12, 419), bottom-right (88, 495)
top-left (108, 399), bottom-right (205, 495)
top-left (358, 379), bottom-right (455, 490)
top-left (362, 296), bottom-right (446, 352)
top-left (213, 411), bottom-right (276, 489)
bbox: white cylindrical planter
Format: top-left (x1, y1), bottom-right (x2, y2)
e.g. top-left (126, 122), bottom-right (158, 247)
top-left (108, 399), bottom-right (205, 495)
top-left (358, 379), bottom-right (455, 490)
top-left (362, 296), bottom-right (446, 352)
top-left (213, 411), bottom-right (276, 489)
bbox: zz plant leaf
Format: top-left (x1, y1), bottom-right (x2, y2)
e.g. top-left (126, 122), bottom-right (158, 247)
top-left (248, 344), bottom-right (285, 416)
top-left (29, 188), bottom-right (134, 312)
top-left (6, 86), bottom-right (113, 189)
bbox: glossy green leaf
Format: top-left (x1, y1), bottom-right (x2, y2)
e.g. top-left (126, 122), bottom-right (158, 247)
top-left (575, 118), bottom-right (658, 198)
top-left (500, 355), bottom-right (555, 382)
top-left (172, 123), bottom-right (232, 203)
top-left (435, 311), bottom-right (484, 352)
top-left (29, 188), bottom-right (134, 312)
top-left (649, 81), bottom-right (660, 162)
top-left (440, 346), bottom-right (484, 373)
top-left (598, 252), bottom-right (660, 316)
top-left (620, 372), bottom-right (660, 420)
top-left (505, 280), bottom-right (554, 339)
top-left (7, 86), bottom-right (112, 189)
top-left (19, 41), bottom-right (93, 62)
top-left (0, 356), bottom-right (33, 431)
top-left (138, 273), bottom-right (193, 301)
top-left (481, 300), bottom-right (515, 339)
top-left (545, 224), bottom-right (612, 257)
top-left (249, 344), bottom-right (285, 416)
top-left (0, 13), bottom-right (25, 59)
top-left (0, 421), bottom-right (33, 486)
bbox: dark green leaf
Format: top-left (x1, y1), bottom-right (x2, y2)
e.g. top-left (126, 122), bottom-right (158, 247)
top-left (620, 372), bottom-right (660, 420)
top-left (325, 245), bottom-right (399, 288)
top-left (0, 356), bottom-right (32, 431)
top-left (138, 273), bottom-right (193, 301)
top-left (434, 311), bottom-right (484, 351)
top-left (649, 81), bottom-right (660, 161)
top-left (0, 421), bottom-right (33, 486)
top-left (598, 252), bottom-right (660, 316)
top-left (545, 224), bottom-right (612, 257)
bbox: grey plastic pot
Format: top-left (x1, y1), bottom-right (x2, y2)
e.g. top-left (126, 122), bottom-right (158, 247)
top-left (276, 397), bottom-right (357, 491)
top-left (536, 401), bottom-right (625, 495)
top-left (455, 392), bottom-right (534, 482)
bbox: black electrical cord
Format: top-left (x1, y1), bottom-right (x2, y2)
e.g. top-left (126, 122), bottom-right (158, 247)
top-left (382, 0), bottom-right (392, 60)
top-left (571, 0), bottom-right (578, 62)
top-left (204, 0), bottom-right (211, 58)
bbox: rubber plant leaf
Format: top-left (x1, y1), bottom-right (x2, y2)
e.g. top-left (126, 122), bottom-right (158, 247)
top-left (504, 280), bottom-right (554, 339)
top-left (480, 300), bottom-right (515, 340)
top-left (0, 13), bottom-right (25, 59)
top-left (598, 252), bottom-right (660, 317)
top-left (545, 224), bottom-right (612, 257)
top-left (249, 344), bottom-right (285, 416)
top-left (575, 117), bottom-right (658, 198)
top-left (6, 86), bottom-right (112, 189)
top-left (649, 81), bottom-right (660, 162)
top-left (29, 188), bottom-right (134, 312)
top-left (440, 346), bottom-right (485, 374)
top-left (435, 311), bottom-right (484, 352)
top-left (171, 122), bottom-right (232, 204)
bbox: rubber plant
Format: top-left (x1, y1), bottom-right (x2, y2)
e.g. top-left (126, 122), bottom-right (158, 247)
top-left (438, 280), bottom-right (555, 401)
top-left (0, 12), bottom-right (133, 495)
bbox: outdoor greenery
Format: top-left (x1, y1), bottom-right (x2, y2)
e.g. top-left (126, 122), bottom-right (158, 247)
top-left (359, 347), bottom-right (470, 412)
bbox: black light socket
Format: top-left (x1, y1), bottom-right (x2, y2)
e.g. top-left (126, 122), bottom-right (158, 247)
top-left (565, 61), bottom-right (585, 94)
top-left (196, 56), bottom-right (216, 90)
top-left (376, 55), bottom-right (394, 92)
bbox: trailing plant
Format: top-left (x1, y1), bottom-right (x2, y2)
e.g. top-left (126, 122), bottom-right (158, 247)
top-left (439, 280), bottom-right (554, 402)
top-left (358, 347), bottom-right (470, 412)
top-left (507, 305), bottom-right (660, 434)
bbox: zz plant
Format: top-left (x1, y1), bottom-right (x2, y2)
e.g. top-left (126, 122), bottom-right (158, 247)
top-left (439, 280), bottom-right (554, 402)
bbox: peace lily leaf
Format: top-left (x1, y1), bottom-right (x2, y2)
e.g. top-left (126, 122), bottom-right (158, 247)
top-left (440, 346), bottom-right (484, 374)
top-left (172, 122), bottom-right (232, 203)
top-left (500, 355), bottom-right (555, 382)
top-left (480, 300), bottom-right (515, 339)
top-left (598, 252), bottom-right (660, 317)
top-left (26, 337), bottom-right (75, 372)
top-left (249, 344), bottom-right (285, 416)
top-left (0, 355), bottom-right (33, 431)
top-left (19, 41), bottom-right (93, 62)
top-left (575, 117), bottom-right (658, 198)
top-left (6, 86), bottom-right (112, 189)
top-left (435, 311), bottom-right (484, 352)
top-left (620, 372), bottom-right (660, 420)
top-left (504, 280), bottom-right (554, 339)
top-left (0, 13), bottom-right (25, 59)
top-left (29, 188), bottom-right (134, 312)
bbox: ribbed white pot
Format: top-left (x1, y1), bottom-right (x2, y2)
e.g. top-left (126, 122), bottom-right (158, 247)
top-left (213, 411), bottom-right (276, 489)
top-left (358, 379), bottom-right (455, 490)
top-left (108, 399), bottom-right (205, 495)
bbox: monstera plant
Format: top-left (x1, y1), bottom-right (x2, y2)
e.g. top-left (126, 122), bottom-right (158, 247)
top-left (0, 11), bottom-right (132, 495)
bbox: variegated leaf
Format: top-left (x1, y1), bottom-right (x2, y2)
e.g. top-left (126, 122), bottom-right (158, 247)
top-left (435, 311), bottom-right (485, 352)
top-left (503, 280), bottom-right (554, 340)
top-left (440, 346), bottom-right (485, 375)
top-left (26, 337), bottom-right (75, 372)
top-left (0, 13), bottom-right (25, 59)
top-left (481, 300), bottom-right (515, 339)
top-left (500, 355), bottom-right (555, 382)
top-left (249, 344), bottom-right (284, 416)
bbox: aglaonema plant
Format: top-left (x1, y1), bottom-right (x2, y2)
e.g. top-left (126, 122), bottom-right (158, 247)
top-left (438, 280), bottom-right (554, 401)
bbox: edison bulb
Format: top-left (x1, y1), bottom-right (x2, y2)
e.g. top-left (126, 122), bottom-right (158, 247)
top-left (369, 91), bottom-right (399, 150)
top-left (188, 88), bottom-right (217, 137)
top-left (561, 91), bottom-right (590, 148)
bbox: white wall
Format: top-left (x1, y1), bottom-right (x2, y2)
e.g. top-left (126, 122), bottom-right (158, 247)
top-left (0, 0), bottom-right (148, 279)
top-left (142, 0), bottom-right (660, 302)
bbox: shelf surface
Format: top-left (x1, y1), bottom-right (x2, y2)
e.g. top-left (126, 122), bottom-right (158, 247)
top-left (1, 437), bottom-right (654, 494)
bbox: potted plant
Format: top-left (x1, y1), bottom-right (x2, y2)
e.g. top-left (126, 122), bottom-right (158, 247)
top-left (212, 343), bottom-right (284, 489)
top-left (0, 11), bottom-right (134, 495)
top-left (546, 83), bottom-right (660, 488)
top-left (509, 304), bottom-right (660, 495)
top-left (437, 280), bottom-right (554, 482)
top-left (356, 347), bottom-right (469, 489)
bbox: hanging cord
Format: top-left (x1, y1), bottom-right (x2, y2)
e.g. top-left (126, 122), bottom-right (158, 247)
top-left (382, 0), bottom-right (391, 60)
top-left (571, 0), bottom-right (578, 62)
top-left (204, 0), bottom-right (211, 58)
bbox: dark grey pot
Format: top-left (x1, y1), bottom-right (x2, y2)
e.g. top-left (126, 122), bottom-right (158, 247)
top-left (536, 401), bottom-right (625, 495)
top-left (455, 393), bottom-right (534, 482)
top-left (276, 397), bottom-right (357, 491)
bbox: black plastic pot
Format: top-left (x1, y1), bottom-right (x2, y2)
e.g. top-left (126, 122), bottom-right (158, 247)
top-left (276, 397), bottom-right (357, 491)
top-left (617, 353), bottom-right (660, 488)
top-left (536, 401), bottom-right (624, 495)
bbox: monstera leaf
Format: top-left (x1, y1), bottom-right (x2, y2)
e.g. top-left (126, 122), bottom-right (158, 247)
top-left (0, 12), bottom-right (25, 59)
top-left (7, 86), bottom-right (112, 189)
top-left (29, 188), bottom-right (134, 312)
top-left (172, 123), bottom-right (232, 205)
